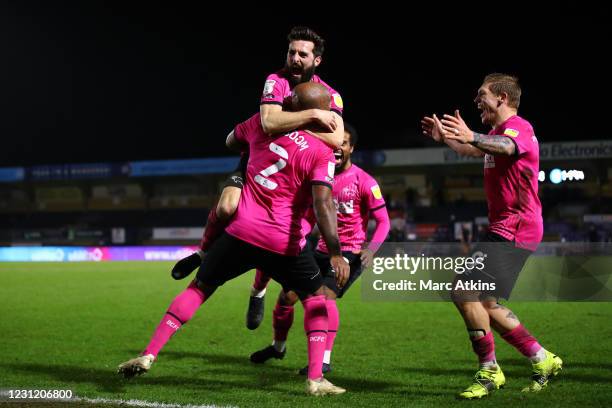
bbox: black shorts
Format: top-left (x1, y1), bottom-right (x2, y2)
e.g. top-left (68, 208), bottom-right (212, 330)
top-left (222, 173), bottom-right (244, 189)
top-left (196, 232), bottom-right (323, 297)
top-left (455, 232), bottom-right (532, 301)
top-left (317, 250), bottom-right (363, 298)
top-left (221, 153), bottom-right (249, 189)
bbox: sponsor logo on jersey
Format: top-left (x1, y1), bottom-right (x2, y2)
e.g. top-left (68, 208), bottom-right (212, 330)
top-left (335, 198), bottom-right (354, 214)
top-left (484, 154), bottom-right (495, 169)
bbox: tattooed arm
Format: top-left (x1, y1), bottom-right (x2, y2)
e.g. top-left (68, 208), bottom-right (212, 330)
top-left (440, 110), bottom-right (517, 157)
top-left (445, 136), bottom-right (486, 157)
top-left (469, 133), bottom-right (516, 156)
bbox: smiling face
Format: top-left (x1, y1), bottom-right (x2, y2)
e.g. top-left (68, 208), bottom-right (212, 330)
top-left (284, 40), bottom-right (321, 85)
top-left (474, 83), bottom-right (503, 127)
top-left (335, 130), bottom-right (354, 171)
top-left (475, 74), bottom-right (522, 127)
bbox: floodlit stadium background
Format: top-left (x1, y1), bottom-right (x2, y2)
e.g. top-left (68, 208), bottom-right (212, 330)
top-left (1, 141), bottom-right (612, 259)
top-left (1, 4), bottom-right (612, 408)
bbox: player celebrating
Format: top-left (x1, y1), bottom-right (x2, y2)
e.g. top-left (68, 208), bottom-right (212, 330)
top-left (421, 73), bottom-right (562, 399)
top-left (118, 83), bottom-right (349, 396)
top-left (171, 26), bottom-right (344, 292)
top-left (260, 26), bottom-right (344, 146)
top-left (248, 124), bottom-right (390, 375)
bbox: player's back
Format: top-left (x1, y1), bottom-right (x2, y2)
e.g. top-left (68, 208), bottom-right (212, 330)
top-left (226, 114), bottom-right (335, 256)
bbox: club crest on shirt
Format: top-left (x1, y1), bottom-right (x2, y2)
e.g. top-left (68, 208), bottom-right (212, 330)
top-left (503, 128), bottom-right (519, 138)
top-left (339, 183), bottom-right (358, 202)
top-left (484, 154), bottom-right (495, 168)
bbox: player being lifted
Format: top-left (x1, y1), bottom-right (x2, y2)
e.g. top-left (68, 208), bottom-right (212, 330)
top-left (118, 82), bottom-right (349, 396)
top-left (248, 124), bottom-right (390, 374)
top-left (172, 27), bottom-right (344, 300)
top-left (422, 73), bottom-right (562, 399)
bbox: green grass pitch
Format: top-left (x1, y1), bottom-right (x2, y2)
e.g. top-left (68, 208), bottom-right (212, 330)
top-left (1, 261), bottom-right (612, 407)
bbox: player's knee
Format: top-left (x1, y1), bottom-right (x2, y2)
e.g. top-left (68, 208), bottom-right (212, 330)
top-left (215, 201), bottom-right (237, 221)
top-left (194, 279), bottom-right (218, 298)
top-left (450, 289), bottom-right (463, 305)
top-left (481, 299), bottom-right (498, 310)
top-left (453, 299), bottom-right (479, 314)
top-left (279, 290), bottom-right (298, 306)
top-left (324, 287), bottom-right (337, 300)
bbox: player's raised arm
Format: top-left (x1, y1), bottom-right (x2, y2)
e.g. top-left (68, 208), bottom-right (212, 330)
top-left (260, 103), bottom-right (334, 133)
top-left (260, 104), bottom-right (343, 147)
top-left (312, 184), bottom-right (349, 288)
top-left (319, 112), bottom-right (344, 147)
top-left (441, 110), bottom-right (515, 156)
top-left (422, 113), bottom-right (484, 158)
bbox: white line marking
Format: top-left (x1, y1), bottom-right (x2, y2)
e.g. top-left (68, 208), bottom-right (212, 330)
top-left (74, 397), bottom-right (237, 408)
top-left (0, 391), bottom-right (236, 408)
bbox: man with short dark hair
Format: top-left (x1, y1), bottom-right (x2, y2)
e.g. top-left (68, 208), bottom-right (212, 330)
top-left (422, 73), bottom-right (563, 399)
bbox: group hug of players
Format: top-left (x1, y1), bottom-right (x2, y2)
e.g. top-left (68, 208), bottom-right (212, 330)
top-left (118, 27), bottom-right (562, 398)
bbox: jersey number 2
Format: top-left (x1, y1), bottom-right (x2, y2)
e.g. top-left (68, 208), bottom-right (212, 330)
top-left (254, 143), bottom-right (288, 190)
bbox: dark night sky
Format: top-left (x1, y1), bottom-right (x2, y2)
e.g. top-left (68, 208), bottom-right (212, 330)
top-left (1, 3), bottom-right (610, 166)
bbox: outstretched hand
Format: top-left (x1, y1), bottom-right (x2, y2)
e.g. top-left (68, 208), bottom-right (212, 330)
top-left (421, 114), bottom-right (447, 143)
top-left (440, 110), bottom-right (474, 144)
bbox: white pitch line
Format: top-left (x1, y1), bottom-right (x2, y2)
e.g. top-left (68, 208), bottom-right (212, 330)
top-left (0, 391), bottom-right (236, 408)
top-left (74, 397), bottom-right (237, 408)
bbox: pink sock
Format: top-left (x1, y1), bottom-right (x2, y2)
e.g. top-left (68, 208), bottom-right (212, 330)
top-left (501, 324), bottom-right (542, 358)
top-left (471, 331), bottom-right (497, 366)
top-left (325, 299), bottom-right (339, 358)
top-left (143, 281), bottom-right (207, 358)
top-left (272, 302), bottom-right (294, 341)
top-left (302, 295), bottom-right (328, 380)
top-left (253, 269), bottom-right (271, 292)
